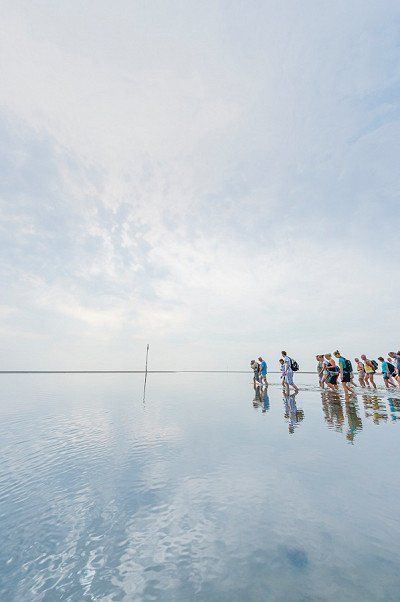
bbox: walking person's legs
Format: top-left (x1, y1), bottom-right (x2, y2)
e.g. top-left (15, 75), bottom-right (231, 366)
top-left (343, 381), bottom-right (353, 395)
top-left (286, 371), bottom-right (298, 394)
top-left (283, 377), bottom-right (289, 396)
top-left (327, 372), bottom-right (338, 390)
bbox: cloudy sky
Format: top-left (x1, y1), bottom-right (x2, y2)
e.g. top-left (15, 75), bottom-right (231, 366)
top-left (1, 0), bottom-right (399, 371)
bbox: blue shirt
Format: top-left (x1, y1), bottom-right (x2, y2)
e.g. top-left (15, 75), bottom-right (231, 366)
top-left (381, 361), bottom-right (389, 374)
top-left (260, 360), bottom-right (267, 375)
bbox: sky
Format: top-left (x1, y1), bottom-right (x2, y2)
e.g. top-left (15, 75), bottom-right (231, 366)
top-left (0, 0), bottom-right (399, 371)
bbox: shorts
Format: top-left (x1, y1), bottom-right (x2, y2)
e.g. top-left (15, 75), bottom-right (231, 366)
top-left (342, 372), bottom-right (351, 383)
top-left (261, 371), bottom-right (267, 377)
top-left (383, 373), bottom-right (390, 380)
top-left (328, 374), bottom-right (338, 385)
top-left (284, 372), bottom-right (294, 385)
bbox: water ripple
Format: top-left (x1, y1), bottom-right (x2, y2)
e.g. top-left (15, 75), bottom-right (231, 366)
top-left (1, 375), bottom-right (400, 600)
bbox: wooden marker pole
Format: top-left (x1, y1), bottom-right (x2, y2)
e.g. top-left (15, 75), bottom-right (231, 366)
top-left (143, 344), bottom-right (149, 403)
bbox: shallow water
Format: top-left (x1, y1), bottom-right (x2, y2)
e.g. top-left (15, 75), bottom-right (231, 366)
top-left (1, 373), bottom-right (400, 601)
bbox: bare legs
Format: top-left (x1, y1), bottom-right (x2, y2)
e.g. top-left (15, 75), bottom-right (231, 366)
top-left (365, 373), bottom-right (377, 389)
top-left (342, 380), bottom-right (355, 396)
top-left (284, 380), bottom-right (298, 396)
top-left (358, 373), bottom-right (366, 387)
top-left (384, 376), bottom-right (397, 389)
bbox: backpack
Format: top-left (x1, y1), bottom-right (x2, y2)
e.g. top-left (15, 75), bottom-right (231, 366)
top-left (290, 359), bottom-right (299, 372)
top-left (388, 362), bottom-right (395, 375)
top-left (371, 360), bottom-right (378, 371)
top-left (344, 359), bottom-right (353, 373)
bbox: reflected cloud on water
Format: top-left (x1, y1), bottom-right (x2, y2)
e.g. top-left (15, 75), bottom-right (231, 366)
top-left (2, 374), bottom-right (400, 600)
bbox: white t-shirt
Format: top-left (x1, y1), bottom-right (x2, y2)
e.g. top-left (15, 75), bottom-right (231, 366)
top-left (284, 356), bottom-right (292, 374)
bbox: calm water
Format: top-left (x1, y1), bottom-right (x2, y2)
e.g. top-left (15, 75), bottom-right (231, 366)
top-left (1, 373), bottom-right (400, 601)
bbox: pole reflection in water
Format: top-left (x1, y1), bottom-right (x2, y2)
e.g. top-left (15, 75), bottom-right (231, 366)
top-left (283, 393), bottom-right (304, 434)
top-left (142, 343), bottom-right (150, 404)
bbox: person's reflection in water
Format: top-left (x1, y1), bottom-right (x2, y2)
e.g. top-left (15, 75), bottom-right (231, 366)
top-left (252, 382), bottom-right (262, 408)
top-left (262, 388), bottom-right (270, 413)
top-left (362, 394), bottom-right (388, 424)
top-left (283, 393), bottom-right (304, 434)
top-left (344, 398), bottom-right (363, 443)
top-left (252, 384), bottom-right (270, 414)
top-left (387, 398), bottom-right (400, 422)
top-left (321, 390), bottom-right (345, 432)
top-left (321, 390), bottom-right (363, 442)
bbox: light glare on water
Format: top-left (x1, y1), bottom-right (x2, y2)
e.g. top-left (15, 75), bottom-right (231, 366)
top-left (1, 373), bottom-right (399, 601)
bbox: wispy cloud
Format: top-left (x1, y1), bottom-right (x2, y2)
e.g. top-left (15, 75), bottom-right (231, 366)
top-left (0, 1), bottom-right (399, 369)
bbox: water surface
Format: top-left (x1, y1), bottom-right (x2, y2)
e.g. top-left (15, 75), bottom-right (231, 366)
top-left (1, 373), bottom-right (399, 601)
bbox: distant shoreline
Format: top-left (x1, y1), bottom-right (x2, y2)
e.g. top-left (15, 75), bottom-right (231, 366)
top-left (0, 370), bottom-right (317, 374)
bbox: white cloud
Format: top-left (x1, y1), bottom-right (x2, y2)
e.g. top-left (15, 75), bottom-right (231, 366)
top-left (0, 1), bottom-right (399, 370)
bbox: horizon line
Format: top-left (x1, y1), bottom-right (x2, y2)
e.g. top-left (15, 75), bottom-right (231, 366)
top-left (0, 370), bottom-right (317, 374)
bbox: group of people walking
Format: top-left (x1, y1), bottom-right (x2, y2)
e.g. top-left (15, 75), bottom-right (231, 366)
top-left (251, 351), bottom-right (300, 395)
top-left (316, 351), bottom-right (400, 392)
top-left (251, 350), bottom-right (400, 395)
